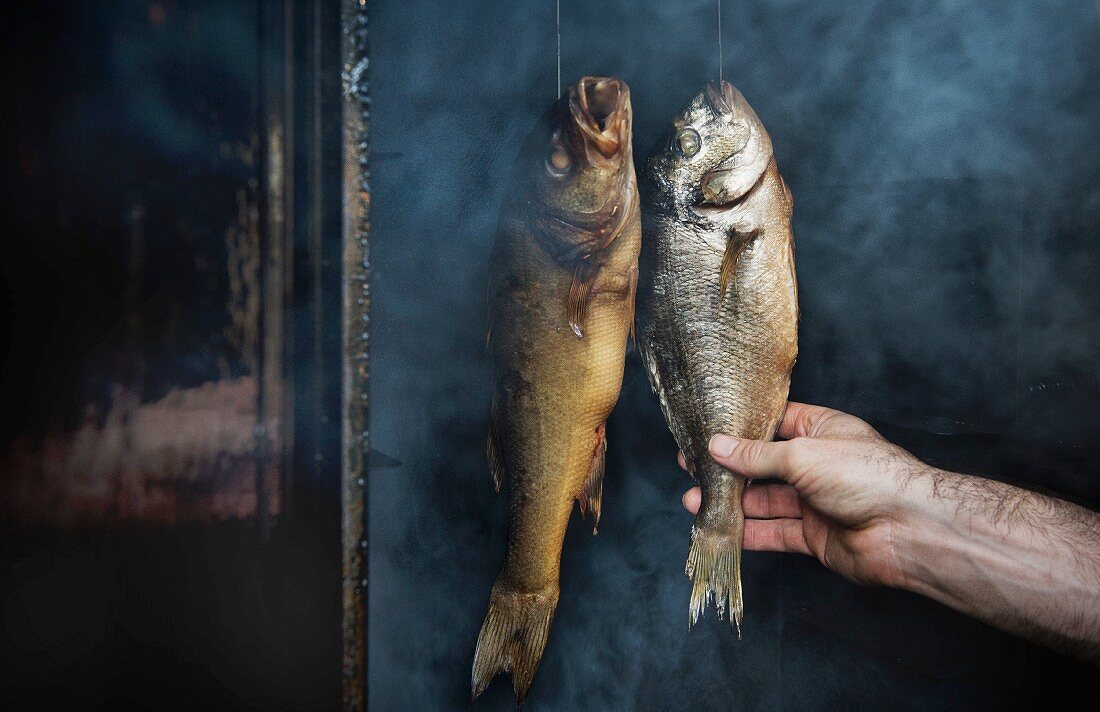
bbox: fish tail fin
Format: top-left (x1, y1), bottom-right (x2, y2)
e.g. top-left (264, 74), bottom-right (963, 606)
top-left (471, 581), bottom-right (559, 704)
top-left (685, 522), bottom-right (745, 636)
top-left (577, 424), bottom-right (607, 534)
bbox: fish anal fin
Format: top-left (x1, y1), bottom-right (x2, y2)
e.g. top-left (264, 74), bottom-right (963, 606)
top-left (471, 582), bottom-right (559, 704)
top-left (487, 395), bottom-right (504, 492)
top-left (718, 229), bottom-right (760, 305)
top-left (577, 424), bottom-right (607, 533)
top-left (567, 262), bottom-right (600, 338)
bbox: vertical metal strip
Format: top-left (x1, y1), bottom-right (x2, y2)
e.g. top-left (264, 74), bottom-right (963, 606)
top-left (257, 0), bottom-right (293, 538)
top-left (311, 0), bottom-right (326, 492)
top-left (253, 0), bottom-right (270, 538)
top-left (256, 0), bottom-right (278, 539)
top-left (341, 0), bottom-right (371, 709)
top-left (279, 0), bottom-right (296, 503)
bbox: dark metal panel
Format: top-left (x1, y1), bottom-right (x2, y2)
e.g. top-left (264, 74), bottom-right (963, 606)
top-left (0, 0), bottom-right (278, 528)
top-left (0, 1), bottom-right (351, 707)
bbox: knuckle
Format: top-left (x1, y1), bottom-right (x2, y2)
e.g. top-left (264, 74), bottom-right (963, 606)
top-left (743, 440), bottom-right (766, 463)
top-left (783, 437), bottom-right (813, 466)
top-left (852, 419), bottom-right (877, 438)
top-left (730, 438), bottom-right (760, 466)
top-left (819, 409), bottom-right (874, 439)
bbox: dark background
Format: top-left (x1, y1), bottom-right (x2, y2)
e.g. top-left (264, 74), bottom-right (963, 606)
top-left (369, 0), bottom-right (1100, 710)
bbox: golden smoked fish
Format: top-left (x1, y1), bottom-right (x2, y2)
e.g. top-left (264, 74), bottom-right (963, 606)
top-left (471, 76), bottom-right (640, 703)
top-left (637, 81), bottom-right (798, 633)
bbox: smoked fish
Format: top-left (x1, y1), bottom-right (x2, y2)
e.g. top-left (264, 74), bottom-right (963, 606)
top-left (472, 76), bottom-right (640, 702)
top-left (637, 81), bottom-right (798, 634)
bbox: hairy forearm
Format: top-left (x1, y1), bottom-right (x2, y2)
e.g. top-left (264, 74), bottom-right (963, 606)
top-left (896, 468), bottom-right (1100, 663)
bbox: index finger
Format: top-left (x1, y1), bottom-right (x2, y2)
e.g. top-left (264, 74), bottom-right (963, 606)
top-left (777, 401), bottom-right (863, 440)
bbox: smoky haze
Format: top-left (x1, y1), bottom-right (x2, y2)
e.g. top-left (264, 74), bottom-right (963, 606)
top-left (368, 1), bottom-right (1100, 710)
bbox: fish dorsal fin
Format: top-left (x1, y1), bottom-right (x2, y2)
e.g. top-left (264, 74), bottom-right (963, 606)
top-left (718, 229), bottom-right (760, 304)
top-left (567, 261), bottom-right (600, 338)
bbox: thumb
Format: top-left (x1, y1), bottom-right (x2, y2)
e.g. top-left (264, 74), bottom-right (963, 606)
top-left (709, 434), bottom-right (795, 482)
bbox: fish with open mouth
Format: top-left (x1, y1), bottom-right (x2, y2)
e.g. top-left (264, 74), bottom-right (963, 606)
top-left (637, 80), bottom-right (798, 634)
top-left (471, 76), bottom-right (640, 703)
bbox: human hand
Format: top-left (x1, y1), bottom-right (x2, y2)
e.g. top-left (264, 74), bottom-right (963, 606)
top-left (679, 402), bottom-right (935, 589)
top-left (681, 401), bottom-right (1100, 662)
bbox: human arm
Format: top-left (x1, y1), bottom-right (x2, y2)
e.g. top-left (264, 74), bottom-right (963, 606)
top-left (680, 401), bottom-right (1100, 663)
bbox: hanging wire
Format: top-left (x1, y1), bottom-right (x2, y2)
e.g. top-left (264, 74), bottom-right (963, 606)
top-left (717, 0), bottom-right (726, 84)
top-left (556, 0), bottom-right (562, 98)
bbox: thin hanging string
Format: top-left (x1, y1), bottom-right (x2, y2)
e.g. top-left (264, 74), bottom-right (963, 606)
top-left (717, 0), bottom-right (723, 84)
top-left (556, 0), bottom-right (562, 98)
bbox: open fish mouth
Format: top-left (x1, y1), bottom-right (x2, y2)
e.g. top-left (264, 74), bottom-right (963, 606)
top-left (570, 76), bottom-right (630, 158)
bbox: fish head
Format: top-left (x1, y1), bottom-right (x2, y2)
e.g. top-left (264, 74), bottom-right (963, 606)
top-left (524, 76), bottom-right (634, 263)
top-left (649, 80), bottom-right (773, 222)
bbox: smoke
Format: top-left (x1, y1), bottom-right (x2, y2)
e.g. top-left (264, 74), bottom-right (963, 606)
top-left (367, 1), bottom-right (1100, 709)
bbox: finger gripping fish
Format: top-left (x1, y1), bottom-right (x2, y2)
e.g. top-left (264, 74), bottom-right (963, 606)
top-left (637, 81), bottom-right (798, 634)
top-left (471, 76), bottom-right (640, 703)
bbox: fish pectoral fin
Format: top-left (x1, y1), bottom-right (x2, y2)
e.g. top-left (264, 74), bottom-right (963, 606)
top-left (471, 582), bottom-right (559, 704)
top-left (566, 262), bottom-right (600, 339)
top-left (576, 424), bottom-right (607, 534)
top-left (718, 228), bottom-right (760, 305)
top-left (487, 396), bottom-right (504, 492)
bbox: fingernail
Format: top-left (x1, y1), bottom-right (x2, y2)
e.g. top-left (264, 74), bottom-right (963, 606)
top-left (709, 434), bottom-right (738, 458)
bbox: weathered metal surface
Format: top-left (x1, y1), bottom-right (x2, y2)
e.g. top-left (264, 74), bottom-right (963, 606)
top-left (0, 1), bottom-right (285, 530)
top-left (0, 1), bottom-right (350, 706)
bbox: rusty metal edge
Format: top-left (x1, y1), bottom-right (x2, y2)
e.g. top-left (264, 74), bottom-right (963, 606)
top-left (341, 0), bottom-right (371, 710)
top-left (256, 0), bottom-right (288, 540)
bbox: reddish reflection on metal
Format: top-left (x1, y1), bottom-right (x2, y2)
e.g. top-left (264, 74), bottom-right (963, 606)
top-left (0, 377), bottom-right (281, 527)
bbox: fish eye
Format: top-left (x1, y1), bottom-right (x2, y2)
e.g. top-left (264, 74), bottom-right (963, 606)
top-left (546, 146), bottom-right (572, 177)
top-left (675, 128), bottom-right (701, 158)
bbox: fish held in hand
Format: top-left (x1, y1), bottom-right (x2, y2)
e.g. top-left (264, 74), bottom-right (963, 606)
top-left (637, 81), bottom-right (798, 634)
top-left (472, 76), bottom-right (640, 703)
